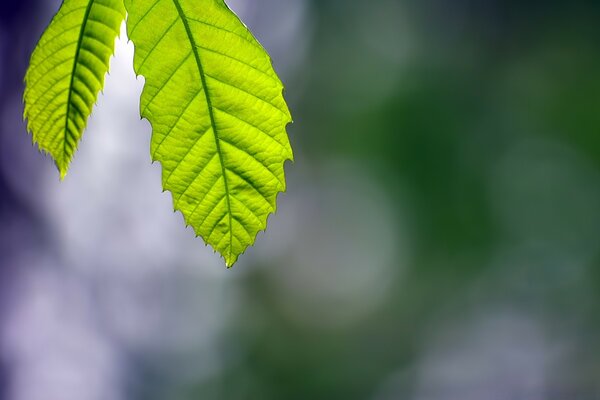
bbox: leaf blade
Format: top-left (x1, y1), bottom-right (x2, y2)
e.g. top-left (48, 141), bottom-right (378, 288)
top-left (125, 0), bottom-right (293, 266)
top-left (24, 0), bottom-right (126, 178)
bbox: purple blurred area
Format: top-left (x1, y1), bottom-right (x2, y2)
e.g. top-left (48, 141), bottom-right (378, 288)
top-left (1, 0), bottom-right (600, 399)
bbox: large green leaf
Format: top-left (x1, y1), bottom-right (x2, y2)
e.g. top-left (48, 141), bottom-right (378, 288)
top-left (125, 0), bottom-right (293, 266)
top-left (24, 0), bottom-right (126, 178)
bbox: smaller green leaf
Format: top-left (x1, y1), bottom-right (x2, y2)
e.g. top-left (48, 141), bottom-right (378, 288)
top-left (23, 0), bottom-right (126, 178)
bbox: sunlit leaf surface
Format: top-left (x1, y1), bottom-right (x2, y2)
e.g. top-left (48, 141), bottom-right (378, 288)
top-left (125, 0), bottom-right (293, 266)
top-left (24, 0), bottom-right (126, 178)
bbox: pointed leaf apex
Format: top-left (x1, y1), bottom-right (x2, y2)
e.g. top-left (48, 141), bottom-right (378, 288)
top-left (59, 167), bottom-right (68, 181)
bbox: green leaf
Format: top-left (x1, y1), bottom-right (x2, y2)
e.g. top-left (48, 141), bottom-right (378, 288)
top-left (24, 0), bottom-right (126, 179)
top-left (125, 0), bottom-right (293, 266)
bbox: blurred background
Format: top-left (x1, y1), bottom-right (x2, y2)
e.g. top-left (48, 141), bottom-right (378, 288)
top-left (1, 0), bottom-right (600, 399)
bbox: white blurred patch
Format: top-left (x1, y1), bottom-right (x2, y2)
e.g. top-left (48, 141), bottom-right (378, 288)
top-left (1, 254), bottom-right (123, 400)
top-left (257, 159), bottom-right (405, 329)
top-left (411, 312), bottom-right (559, 400)
top-left (372, 311), bottom-right (563, 400)
top-left (25, 24), bottom-right (235, 385)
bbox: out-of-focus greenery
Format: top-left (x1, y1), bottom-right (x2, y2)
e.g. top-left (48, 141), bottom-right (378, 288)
top-left (2, 1), bottom-right (600, 399)
top-left (179, 1), bottom-right (600, 399)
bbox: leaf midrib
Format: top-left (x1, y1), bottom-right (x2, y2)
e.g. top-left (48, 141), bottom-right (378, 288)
top-left (62, 0), bottom-right (96, 177)
top-left (171, 0), bottom-right (234, 264)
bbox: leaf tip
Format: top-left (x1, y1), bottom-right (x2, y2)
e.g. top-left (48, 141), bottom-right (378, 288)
top-left (223, 252), bottom-right (239, 268)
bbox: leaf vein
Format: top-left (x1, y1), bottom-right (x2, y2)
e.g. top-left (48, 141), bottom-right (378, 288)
top-left (218, 137), bottom-right (283, 186)
top-left (164, 125), bottom-right (212, 186)
top-left (63, 0), bottom-right (96, 167)
top-left (204, 72), bottom-right (287, 118)
top-left (172, 0), bottom-right (234, 263)
top-left (213, 105), bottom-right (288, 152)
top-left (186, 16), bottom-right (262, 52)
top-left (152, 89), bottom-right (203, 159)
top-left (195, 44), bottom-right (278, 85)
top-left (225, 167), bottom-right (273, 210)
top-left (137, 17), bottom-right (179, 72)
top-left (128, 0), bottom-right (162, 37)
top-left (141, 51), bottom-right (193, 115)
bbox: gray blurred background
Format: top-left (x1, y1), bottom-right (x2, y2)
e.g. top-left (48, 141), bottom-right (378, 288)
top-left (1, 0), bottom-right (600, 399)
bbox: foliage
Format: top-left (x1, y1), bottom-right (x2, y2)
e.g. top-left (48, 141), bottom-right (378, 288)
top-left (23, 0), bottom-right (293, 267)
top-left (23, 0), bottom-right (125, 178)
